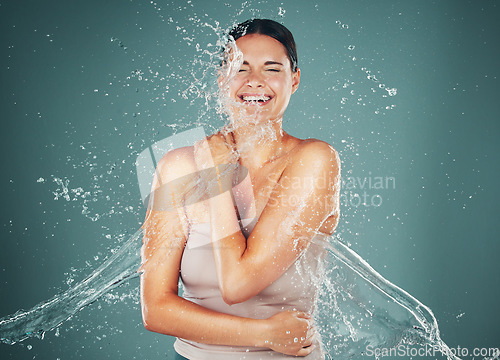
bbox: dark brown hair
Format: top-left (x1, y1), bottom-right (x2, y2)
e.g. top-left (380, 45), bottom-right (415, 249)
top-left (227, 19), bottom-right (298, 72)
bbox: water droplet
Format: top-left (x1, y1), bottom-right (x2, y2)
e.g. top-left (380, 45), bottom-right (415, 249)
top-left (386, 88), bottom-right (397, 96)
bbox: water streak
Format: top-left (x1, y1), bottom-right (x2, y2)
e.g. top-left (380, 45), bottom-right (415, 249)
top-left (0, 230), bottom-right (142, 345)
top-left (1, 224), bottom-right (463, 360)
top-left (313, 235), bottom-right (460, 359)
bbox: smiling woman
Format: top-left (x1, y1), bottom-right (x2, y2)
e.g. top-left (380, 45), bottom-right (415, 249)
top-left (224, 19), bottom-right (300, 125)
top-left (0, 2), bottom-right (498, 359)
top-left (228, 33), bottom-right (300, 122)
top-left (139, 19), bottom-right (340, 359)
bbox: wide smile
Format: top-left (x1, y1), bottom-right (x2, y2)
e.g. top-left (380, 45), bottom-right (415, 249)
top-left (237, 93), bottom-right (274, 106)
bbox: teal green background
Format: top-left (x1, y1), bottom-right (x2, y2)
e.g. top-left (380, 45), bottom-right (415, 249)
top-left (1, 0), bottom-right (498, 359)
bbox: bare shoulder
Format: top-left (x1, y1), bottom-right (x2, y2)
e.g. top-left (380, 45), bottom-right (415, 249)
top-left (145, 145), bottom-right (199, 231)
top-left (155, 145), bottom-right (197, 183)
top-left (290, 138), bottom-right (340, 173)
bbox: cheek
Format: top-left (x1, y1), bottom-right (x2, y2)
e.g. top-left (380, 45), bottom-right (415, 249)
top-left (227, 78), bottom-right (245, 96)
top-left (267, 77), bottom-right (292, 97)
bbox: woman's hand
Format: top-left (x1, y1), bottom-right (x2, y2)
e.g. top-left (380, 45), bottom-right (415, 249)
top-left (194, 130), bottom-right (239, 195)
top-left (194, 129), bottom-right (238, 170)
top-left (261, 310), bottom-right (317, 357)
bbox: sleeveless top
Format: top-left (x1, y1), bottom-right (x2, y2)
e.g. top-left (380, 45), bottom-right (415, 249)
top-left (173, 215), bottom-right (329, 360)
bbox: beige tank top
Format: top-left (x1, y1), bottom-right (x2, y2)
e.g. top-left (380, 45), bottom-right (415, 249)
top-left (173, 215), bottom-right (328, 359)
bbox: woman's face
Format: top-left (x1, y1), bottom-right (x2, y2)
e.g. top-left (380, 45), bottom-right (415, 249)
top-left (221, 34), bottom-right (300, 123)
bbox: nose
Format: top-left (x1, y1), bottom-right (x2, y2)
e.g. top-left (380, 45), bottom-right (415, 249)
top-left (245, 71), bottom-right (264, 88)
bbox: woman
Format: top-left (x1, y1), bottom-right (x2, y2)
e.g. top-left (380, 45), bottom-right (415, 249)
top-left (140, 19), bottom-right (340, 359)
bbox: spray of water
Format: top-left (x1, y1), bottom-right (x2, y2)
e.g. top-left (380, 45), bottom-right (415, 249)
top-left (0, 229), bottom-right (142, 345)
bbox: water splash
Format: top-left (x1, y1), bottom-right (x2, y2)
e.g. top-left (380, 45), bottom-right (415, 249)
top-left (0, 230), bottom-right (142, 345)
top-left (0, 225), bottom-right (462, 360)
top-left (313, 235), bottom-right (460, 359)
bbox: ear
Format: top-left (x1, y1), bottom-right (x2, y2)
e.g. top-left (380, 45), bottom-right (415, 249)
top-left (291, 68), bottom-right (301, 94)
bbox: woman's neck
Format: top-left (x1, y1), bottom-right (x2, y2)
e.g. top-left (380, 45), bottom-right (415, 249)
top-left (231, 117), bottom-right (290, 171)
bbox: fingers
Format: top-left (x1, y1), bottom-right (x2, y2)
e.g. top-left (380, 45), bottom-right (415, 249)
top-left (200, 132), bottom-right (239, 165)
top-left (295, 311), bottom-right (312, 319)
top-left (293, 310), bottom-right (317, 355)
top-left (296, 345), bottom-right (316, 357)
top-left (302, 327), bottom-right (316, 348)
top-left (194, 138), bottom-right (215, 169)
top-left (296, 332), bottom-right (317, 357)
top-left (294, 311), bottom-right (314, 334)
top-left (221, 129), bottom-right (236, 147)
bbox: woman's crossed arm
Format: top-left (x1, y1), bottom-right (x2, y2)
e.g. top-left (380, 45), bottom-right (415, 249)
top-left (139, 147), bottom-right (317, 357)
top-left (196, 137), bottom-right (341, 305)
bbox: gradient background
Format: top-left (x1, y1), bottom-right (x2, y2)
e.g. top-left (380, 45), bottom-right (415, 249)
top-left (1, 0), bottom-right (498, 359)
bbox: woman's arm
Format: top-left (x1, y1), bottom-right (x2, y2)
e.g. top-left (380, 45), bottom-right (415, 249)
top-left (140, 209), bottom-right (266, 347)
top-left (201, 139), bottom-right (340, 305)
top-left (139, 147), bottom-right (317, 357)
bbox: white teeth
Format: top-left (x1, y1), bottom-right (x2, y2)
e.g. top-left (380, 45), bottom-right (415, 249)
top-left (241, 95), bottom-right (270, 102)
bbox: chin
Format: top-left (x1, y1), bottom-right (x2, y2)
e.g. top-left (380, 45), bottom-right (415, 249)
top-left (228, 106), bottom-right (271, 123)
